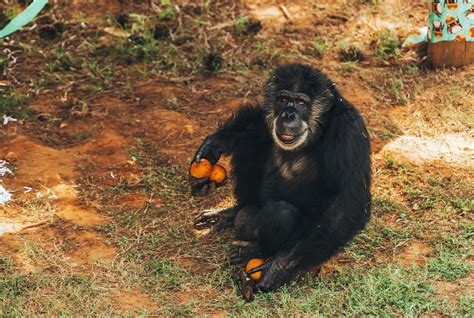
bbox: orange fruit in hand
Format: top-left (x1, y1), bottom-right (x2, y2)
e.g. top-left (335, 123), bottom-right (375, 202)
top-left (245, 258), bottom-right (264, 281)
top-left (209, 164), bottom-right (227, 184)
top-left (190, 159), bottom-right (212, 179)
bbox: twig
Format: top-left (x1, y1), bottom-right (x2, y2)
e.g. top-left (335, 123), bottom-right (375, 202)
top-left (209, 21), bottom-right (234, 31)
top-left (19, 220), bottom-right (50, 232)
top-left (279, 5), bottom-right (292, 19)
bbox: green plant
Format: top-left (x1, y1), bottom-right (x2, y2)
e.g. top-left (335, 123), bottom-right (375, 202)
top-left (338, 42), bottom-right (364, 62)
top-left (427, 251), bottom-right (470, 281)
top-left (376, 30), bottom-right (401, 60)
top-left (0, 90), bottom-right (31, 119)
top-left (312, 39), bottom-right (331, 58)
top-left (387, 76), bottom-right (409, 104)
top-left (337, 62), bottom-right (358, 75)
top-left (234, 16), bottom-right (248, 34)
top-left (145, 258), bottom-right (190, 290)
top-left (157, 0), bottom-right (175, 20)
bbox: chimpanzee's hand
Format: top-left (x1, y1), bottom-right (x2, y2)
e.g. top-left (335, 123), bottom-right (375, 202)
top-left (246, 255), bottom-right (295, 292)
top-left (189, 176), bottom-right (216, 196)
top-left (190, 135), bottom-right (222, 196)
top-left (193, 135), bottom-right (221, 165)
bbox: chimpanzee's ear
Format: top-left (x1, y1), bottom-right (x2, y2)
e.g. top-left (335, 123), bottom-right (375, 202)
top-left (312, 88), bottom-right (335, 112)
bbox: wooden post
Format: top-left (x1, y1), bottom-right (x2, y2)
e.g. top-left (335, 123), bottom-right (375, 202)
top-left (427, 1), bottom-right (474, 67)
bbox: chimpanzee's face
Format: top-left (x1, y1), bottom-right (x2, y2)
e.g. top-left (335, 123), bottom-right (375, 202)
top-left (272, 90), bottom-right (311, 150)
top-left (264, 64), bottom-right (334, 151)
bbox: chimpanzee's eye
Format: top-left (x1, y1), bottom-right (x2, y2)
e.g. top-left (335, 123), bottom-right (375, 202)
top-left (281, 97), bottom-right (288, 104)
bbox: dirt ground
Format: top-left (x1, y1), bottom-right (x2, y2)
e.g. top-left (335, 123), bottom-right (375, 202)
top-left (0, 0), bottom-right (473, 316)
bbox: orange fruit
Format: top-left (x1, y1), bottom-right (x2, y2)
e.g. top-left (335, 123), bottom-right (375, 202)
top-left (190, 159), bottom-right (212, 179)
top-left (209, 164), bottom-right (227, 184)
top-left (245, 258), bottom-right (264, 281)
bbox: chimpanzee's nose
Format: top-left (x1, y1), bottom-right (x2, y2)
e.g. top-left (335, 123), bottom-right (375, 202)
top-left (282, 111), bottom-right (296, 121)
top-left (281, 108), bottom-right (298, 122)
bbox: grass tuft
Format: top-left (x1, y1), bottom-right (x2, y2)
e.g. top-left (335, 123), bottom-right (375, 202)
top-left (0, 90), bottom-right (31, 119)
top-left (375, 30), bottom-right (401, 61)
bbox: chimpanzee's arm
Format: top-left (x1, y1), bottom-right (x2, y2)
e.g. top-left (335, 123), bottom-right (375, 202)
top-left (193, 105), bottom-right (268, 164)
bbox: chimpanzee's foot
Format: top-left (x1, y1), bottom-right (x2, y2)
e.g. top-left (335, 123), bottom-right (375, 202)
top-left (194, 206), bottom-right (239, 233)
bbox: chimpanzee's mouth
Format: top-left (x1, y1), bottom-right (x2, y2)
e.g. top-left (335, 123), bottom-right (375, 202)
top-left (277, 133), bottom-right (302, 144)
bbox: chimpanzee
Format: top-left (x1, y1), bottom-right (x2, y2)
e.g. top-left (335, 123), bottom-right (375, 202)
top-left (190, 64), bottom-right (372, 291)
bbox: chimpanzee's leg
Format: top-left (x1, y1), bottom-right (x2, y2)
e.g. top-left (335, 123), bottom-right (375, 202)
top-left (229, 201), bottom-right (305, 265)
top-left (256, 201), bottom-right (305, 257)
top-left (234, 205), bottom-right (260, 241)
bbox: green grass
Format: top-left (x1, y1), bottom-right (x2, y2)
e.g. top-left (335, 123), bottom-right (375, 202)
top-left (375, 30), bottom-right (401, 61)
top-left (427, 252), bottom-right (471, 282)
top-left (144, 258), bottom-right (191, 291)
top-left (45, 47), bottom-right (83, 73)
top-left (217, 265), bottom-right (440, 316)
top-left (373, 197), bottom-right (409, 215)
top-left (0, 272), bottom-right (107, 316)
top-left (234, 16), bottom-right (249, 34)
top-left (337, 61), bottom-right (358, 76)
top-left (0, 90), bottom-right (31, 119)
top-left (312, 39), bottom-right (331, 58)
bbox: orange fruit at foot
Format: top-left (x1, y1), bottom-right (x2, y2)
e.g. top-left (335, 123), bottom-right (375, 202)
top-left (190, 159), bottom-right (212, 179)
top-left (209, 164), bottom-right (227, 183)
top-left (245, 258), bottom-right (264, 281)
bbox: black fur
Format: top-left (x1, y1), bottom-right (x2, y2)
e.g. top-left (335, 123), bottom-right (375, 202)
top-left (192, 64), bottom-right (371, 291)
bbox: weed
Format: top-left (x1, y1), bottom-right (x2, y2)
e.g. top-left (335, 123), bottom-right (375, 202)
top-left (427, 251), bottom-right (470, 281)
top-left (338, 42), bottom-right (364, 62)
top-left (387, 76), bottom-right (409, 104)
top-left (127, 140), bottom-right (147, 166)
top-left (0, 273), bottom-right (106, 316)
top-left (0, 90), bottom-right (31, 119)
top-left (384, 157), bottom-right (413, 173)
top-left (0, 256), bottom-right (13, 273)
top-left (0, 275), bottom-right (33, 299)
top-left (4, 5), bottom-right (22, 20)
top-left (337, 62), bottom-right (358, 76)
top-left (162, 303), bottom-right (194, 316)
top-left (234, 16), bottom-right (262, 36)
top-left (448, 196), bottom-right (473, 215)
top-left (407, 64), bottom-right (420, 74)
top-left (156, 0), bottom-right (175, 21)
top-left (45, 47), bottom-right (83, 73)
top-left (373, 197), bottom-right (408, 215)
top-left (375, 30), bottom-right (401, 60)
top-left (86, 60), bottom-right (116, 92)
top-left (312, 39), bottom-right (331, 58)
top-left (341, 266), bottom-right (438, 315)
top-left (457, 294), bottom-right (474, 315)
top-left (144, 258), bottom-right (190, 291)
top-left (234, 16), bottom-right (248, 34)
